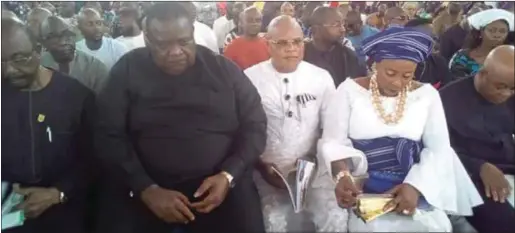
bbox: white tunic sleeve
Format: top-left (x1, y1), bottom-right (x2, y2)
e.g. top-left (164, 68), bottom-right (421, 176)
top-left (403, 89), bottom-right (483, 216)
top-left (317, 81), bottom-right (368, 178)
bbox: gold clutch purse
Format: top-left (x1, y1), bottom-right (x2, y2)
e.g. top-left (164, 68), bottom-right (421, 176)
top-left (353, 194), bottom-right (395, 223)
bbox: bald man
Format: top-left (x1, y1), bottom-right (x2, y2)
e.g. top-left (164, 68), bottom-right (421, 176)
top-left (26, 7), bottom-right (52, 41)
top-left (224, 7), bottom-right (269, 69)
top-left (76, 8), bottom-right (128, 69)
top-left (245, 15), bottom-right (347, 232)
top-left (384, 6), bottom-right (408, 28)
top-left (441, 45), bottom-right (515, 233)
top-left (280, 2), bottom-right (294, 17)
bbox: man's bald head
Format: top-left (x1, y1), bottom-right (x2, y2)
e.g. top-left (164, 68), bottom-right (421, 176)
top-left (484, 45), bottom-right (515, 75)
top-left (267, 15), bottom-right (302, 39)
top-left (77, 8), bottom-right (102, 23)
top-left (478, 45), bottom-right (515, 104)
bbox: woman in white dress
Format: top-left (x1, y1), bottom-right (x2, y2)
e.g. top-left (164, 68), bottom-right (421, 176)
top-left (316, 27), bottom-right (484, 232)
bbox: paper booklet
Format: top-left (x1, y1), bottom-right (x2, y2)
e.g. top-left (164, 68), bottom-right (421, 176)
top-left (271, 159), bottom-right (317, 213)
top-left (1, 182), bottom-right (25, 230)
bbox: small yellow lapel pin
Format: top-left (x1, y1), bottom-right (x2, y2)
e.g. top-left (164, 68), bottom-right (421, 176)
top-left (37, 114), bottom-right (46, 123)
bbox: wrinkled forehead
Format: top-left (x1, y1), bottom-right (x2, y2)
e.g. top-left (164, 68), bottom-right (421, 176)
top-left (269, 23), bottom-right (303, 41)
top-left (148, 17), bottom-right (193, 41)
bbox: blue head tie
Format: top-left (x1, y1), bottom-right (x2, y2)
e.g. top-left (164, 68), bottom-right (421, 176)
top-left (361, 27), bottom-right (434, 64)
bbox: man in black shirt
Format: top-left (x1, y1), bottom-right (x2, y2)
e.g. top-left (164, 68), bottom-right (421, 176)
top-left (440, 45), bottom-right (515, 233)
top-left (94, 2), bottom-right (267, 233)
top-left (304, 6), bottom-right (365, 87)
top-left (1, 18), bottom-right (94, 233)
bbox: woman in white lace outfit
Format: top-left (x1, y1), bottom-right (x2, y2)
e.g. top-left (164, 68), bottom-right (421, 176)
top-left (317, 27), bottom-right (484, 232)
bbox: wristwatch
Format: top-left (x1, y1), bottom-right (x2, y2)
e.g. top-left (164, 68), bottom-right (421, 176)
top-left (334, 170), bottom-right (354, 184)
top-left (220, 171), bottom-right (235, 188)
top-left (59, 191), bottom-right (68, 203)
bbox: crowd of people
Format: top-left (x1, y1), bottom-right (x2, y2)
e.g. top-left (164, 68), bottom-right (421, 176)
top-left (1, 1), bottom-right (514, 233)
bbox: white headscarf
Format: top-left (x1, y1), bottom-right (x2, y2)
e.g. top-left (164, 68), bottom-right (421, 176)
top-left (467, 8), bottom-right (515, 31)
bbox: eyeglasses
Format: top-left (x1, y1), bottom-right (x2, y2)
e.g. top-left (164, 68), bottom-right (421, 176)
top-left (1, 50), bottom-right (36, 68)
top-left (269, 38), bottom-right (304, 48)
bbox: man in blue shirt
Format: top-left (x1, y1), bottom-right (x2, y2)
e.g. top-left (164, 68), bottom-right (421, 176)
top-left (345, 10), bottom-right (379, 62)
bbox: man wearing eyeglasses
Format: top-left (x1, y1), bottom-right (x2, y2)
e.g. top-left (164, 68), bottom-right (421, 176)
top-left (244, 15), bottom-right (345, 232)
top-left (39, 16), bottom-right (109, 94)
top-left (94, 2), bottom-right (266, 232)
top-left (1, 17), bottom-right (95, 233)
top-left (304, 6), bottom-right (366, 87)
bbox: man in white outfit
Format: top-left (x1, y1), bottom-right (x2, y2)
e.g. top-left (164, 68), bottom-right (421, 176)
top-left (244, 15), bottom-right (347, 232)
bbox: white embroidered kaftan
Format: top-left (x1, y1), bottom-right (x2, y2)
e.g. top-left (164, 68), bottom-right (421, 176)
top-left (245, 60), bottom-right (344, 232)
top-left (317, 79), bottom-right (484, 232)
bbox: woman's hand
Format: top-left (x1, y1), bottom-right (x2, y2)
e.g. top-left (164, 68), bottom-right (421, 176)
top-left (335, 174), bottom-right (363, 208)
top-left (384, 183), bottom-right (420, 216)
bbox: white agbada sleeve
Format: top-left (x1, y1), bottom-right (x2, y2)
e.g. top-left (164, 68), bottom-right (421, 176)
top-left (403, 91), bottom-right (483, 216)
top-left (317, 81), bottom-right (368, 178)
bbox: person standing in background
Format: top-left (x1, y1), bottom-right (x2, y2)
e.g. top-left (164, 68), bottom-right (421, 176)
top-left (40, 16), bottom-right (109, 94)
top-left (384, 6), bottom-right (409, 28)
top-left (223, 2), bottom-right (247, 49)
top-left (224, 7), bottom-right (269, 70)
top-left (366, 4), bottom-right (387, 30)
top-left (280, 2), bottom-right (295, 17)
top-left (76, 8), bottom-right (128, 70)
top-left (345, 10), bottom-right (379, 62)
top-left (181, 1), bottom-right (220, 54)
top-left (432, 2), bottom-right (462, 38)
top-left (115, 2), bottom-right (145, 51)
top-left (213, 2), bottom-right (237, 53)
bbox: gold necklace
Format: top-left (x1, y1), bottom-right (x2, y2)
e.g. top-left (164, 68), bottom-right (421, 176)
top-left (369, 75), bottom-right (409, 125)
